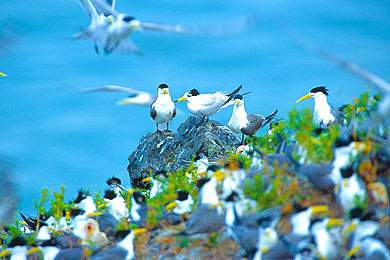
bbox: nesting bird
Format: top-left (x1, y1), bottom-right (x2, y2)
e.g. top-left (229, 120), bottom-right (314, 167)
top-left (228, 94), bottom-right (278, 144)
top-left (149, 84), bottom-right (176, 133)
top-left (296, 86), bottom-right (343, 128)
top-left (175, 85), bottom-right (242, 123)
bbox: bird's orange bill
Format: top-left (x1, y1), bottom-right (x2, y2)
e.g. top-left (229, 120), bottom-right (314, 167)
top-left (165, 201), bottom-right (178, 212)
top-left (327, 218), bottom-right (344, 227)
top-left (118, 98), bottom-right (133, 104)
top-left (0, 72), bottom-right (7, 77)
top-left (87, 212), bottom-right (103, 218)
top-left (296, 93), bottom-right (313, 103)
top-left (142, 177), bottom-right (152, 183)
top-left (311, 205), bottom-right (329, 214)
top-left (345, 246), bottom-right (361, 259)
top-left (27, 247), bottom-right (41, 255)
top-left (0, 249), bottom-right (11, 257)
top-left (175, 96), bottom-right (187, 102)
top-left (133, 228), bottom-right (147, 236)
top-left (163, 89), bottom-right (170, 95)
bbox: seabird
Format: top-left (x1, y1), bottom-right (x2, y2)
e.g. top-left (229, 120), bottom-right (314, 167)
top-left (336, 163), bottom-right (367, 217)
top-left (130, 192), bottom-right (147, 227)
top-left (175, 85), bottom-right (242, 123)
top-left (81, 85), bottom-right (156, 107)
top-left (73, 0), bottom-right (115, 54)
top-left (142, 170), bottom-right (168, 199)
top-left (178, 177), bottom-right (224, 236)
top-left (0, 237), bottom-right (39, 260)
top-left (296, 86), bottom-right (344, 128)
top-left (103, 189), bottom-right (129, 221)
top-left (73, 190), bottom-right (97, 215)
top-left (159, 190), bottom-right (194, 226)
top-left (149, 84), bottom-right (176, 132)
top-left (82, 218), bottom-right (109, 250)
top-left (228, 94), bottom-right (278, 144)
top-left (89, 229), bottom-right (146, 260)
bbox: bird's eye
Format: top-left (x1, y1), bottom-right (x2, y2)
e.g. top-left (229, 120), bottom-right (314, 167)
top-left (123, 16), bottom-right (135, 22)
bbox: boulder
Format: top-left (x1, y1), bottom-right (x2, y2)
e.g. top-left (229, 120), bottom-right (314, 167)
top-left (127, 116), bottom-right (240, 188)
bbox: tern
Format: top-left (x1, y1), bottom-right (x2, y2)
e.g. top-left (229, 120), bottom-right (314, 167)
top-left (142, 170), bottom-right (168, 199)
top-left (130, 192), bottom-right (147, 227)
top-left (228, 94), bottom-right (278, 144)
top-left (296, 86), bottom-right (344, 128)
top-left (149, 84), bottom-right (176, 132)
top-left (175, 85), bottom-right (242, 123)
top-left (159, 190), bottom-right (194, 226)
top-left (73, 0), bottom-right (115, 54)
top-left (81, 85), bottom-right (156, 107)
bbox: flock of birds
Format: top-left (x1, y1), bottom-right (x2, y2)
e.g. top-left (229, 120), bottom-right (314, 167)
top-left (0, 82), bottom-right (389, 260)
top-left (72, 0), bottom-right (255, 55)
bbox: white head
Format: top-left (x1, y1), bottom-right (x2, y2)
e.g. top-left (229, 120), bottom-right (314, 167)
top-left (296, 86), bottom-right (329, 104)
top-left (157, 83), bottom-right (170, 97)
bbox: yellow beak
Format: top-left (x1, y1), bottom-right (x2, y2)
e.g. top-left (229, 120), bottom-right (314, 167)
top-left (210, 170), bottom-right (226, 182)
top-left (142, 177), bottom-right (152, 183)
top-left (0, 72), bottom-right (7, 77)
top-left (176, 96), bottom-right (187, 102)
top-left (296, 93), bottom-right (313, 103)
top-left (235, 100), bottom-right (240, 106)
top-left (209, 202), bottom-right (223, 209)
top-left (345, 246), bottom-right (361, 259)
top-left (109, 17), bottom-right (114, 23)
top-left (118, 98), bottom-right (133, 105)
top-left (166, 201), bottom-right (178, 211)
top-left (0, 249), bottom-right (11, 258)
top-left (27, 247), bottom-right (42, 255)
top-left (133, 228), bottom-right (147, 236)
top-left (163, 89), bottom-right (170, 95)
top-left (327, 218), bottom-right (344, 227)
top-left (311, 205), bottom-right (329, 215)
top-left (344, 179), bottom-right (349, 187)
top-left (87, 212), bottom-right (103, 218)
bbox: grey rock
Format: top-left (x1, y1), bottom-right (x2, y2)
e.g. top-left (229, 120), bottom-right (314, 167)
top-left (127, 116), bottom-right (240, 188)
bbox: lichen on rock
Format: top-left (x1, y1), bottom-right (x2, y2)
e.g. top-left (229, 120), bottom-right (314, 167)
top-left (127, 116), bottom-right (240, 188)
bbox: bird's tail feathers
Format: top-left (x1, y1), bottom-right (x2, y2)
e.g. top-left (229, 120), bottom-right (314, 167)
top-left (262, 109), bottom-right (278, 127)
top-left (223, 85), bottom-right (242, 106)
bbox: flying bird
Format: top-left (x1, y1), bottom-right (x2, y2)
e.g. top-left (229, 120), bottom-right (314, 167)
top-left (228, 94), bottom-right (278, 144)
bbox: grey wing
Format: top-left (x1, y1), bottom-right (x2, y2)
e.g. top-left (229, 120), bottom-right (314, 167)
top-left (299, 164), bottom-right (335, 191)
top-left (90, 0), bottom-right (119, 17)
top-left (241, 114), bottom-right (265, 136)
top-left (90, 246), bottom-right (127, 260)
top-left (77, 0), bottom-right (99, 21)
top-left (184, 205), bottom-right (223, 234)
top-left (80, 85), bottom-right (145, 94)
top-left (140, 22), bottom-right (189, 33)
top-left (55, 248), bottom-right (87, 260)
top-left (172, 107), bottom-right (177, 119)
top-left (230, 225), bottom-right (259, 255)
top-left (150, 101), bottom-right (157, 120)
top-left (331, 106), bottom-right (344, 124)
top-left (115, 39), bottom-right (142, 55)
top-left (257, 207), bottom-right (281, 228)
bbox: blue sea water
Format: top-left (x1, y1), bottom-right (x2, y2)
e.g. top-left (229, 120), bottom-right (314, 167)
top-left (0, 0), bottom-right (389, 214)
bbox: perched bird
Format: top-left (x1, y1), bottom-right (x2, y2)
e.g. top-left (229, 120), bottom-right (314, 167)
top-left (130, 192), bottom-right (147, 227)
top-left (73, 190), bottom-right (97, 215)
top-left (149, 84), bottom-right (176, 132)
top-left (159, 190), bottom-right (194, 226)
top-left (89, 229), bottom-right (146, 260)
top-left (178, 177), bottom-right (224, 236)
top-left (82, 218), bottom-right (109, 250)
top-left (175, 85), bottom-right (242, 123)
top-left (81, 85), bottom-right (156, 107)
top-left (296, 86), bottom-right (343, 128)
top-left (73, 0), bottom-right (115, 54)
top-left (228, 94), bottom-right (278, 144)
top-left (336, 163), bottom-right (367, 217)
top-left (142, 170), bottom-right (168, 199)
top-left (0, 237), bottom-right (39, 260)
top-left (103, 189), bottom-right (129, 221)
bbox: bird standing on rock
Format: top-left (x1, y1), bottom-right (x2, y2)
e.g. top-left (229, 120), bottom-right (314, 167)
top-left (150, 83), bottom-right (176, 133)
top-left (228, 94), bottom-right (278, 144)
top-left (296, 86), bottom-right (344, 129)
top-left (175, 85), bottom-right (242, 124)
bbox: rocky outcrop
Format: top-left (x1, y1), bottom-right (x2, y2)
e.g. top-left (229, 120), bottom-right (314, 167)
top-left (127, 116), bottom-right (240, 188)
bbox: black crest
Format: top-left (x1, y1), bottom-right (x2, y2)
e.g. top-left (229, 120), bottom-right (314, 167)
top-left (310, 86), bottom-right (329, 96)
top-left (196, 178), bottom-right (210, 189)
top-left (177, 190), bottom-right (189, 201)
top-left (106, 176), bottom-right (121, 186)
top-left (158, 83), bottom-right (169, 90)
top-left (234, 94), bottom-right (243, 100)
top-left (8, 237), bottom-right (27, 247)
top-left (340, 164), bottom-right (354, 178)
top-left (225, 191), bottom-right (239, 202)
top-left (293, 202), bottom-right (308, 213)
top-left (350, 207), bottom-right (364, 219)
top-left (115, 230), bottom-right (131, 240)
top-left (334, 135), bottom-right (354, 148)
top-left (104, 189), bottom-right (117, 200)
top-left (133, 192), bottom-right (146, 205)
top-left (190, 89), bottom-right (200, 96)
top-left (207, 165), bottom-right (222, 172)
top-left (70, 208), bottom-right (85, 217)
top-left (73, 190), bottom-right (88, 204)
top-left (123, 15), bottom-right (135, 22)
